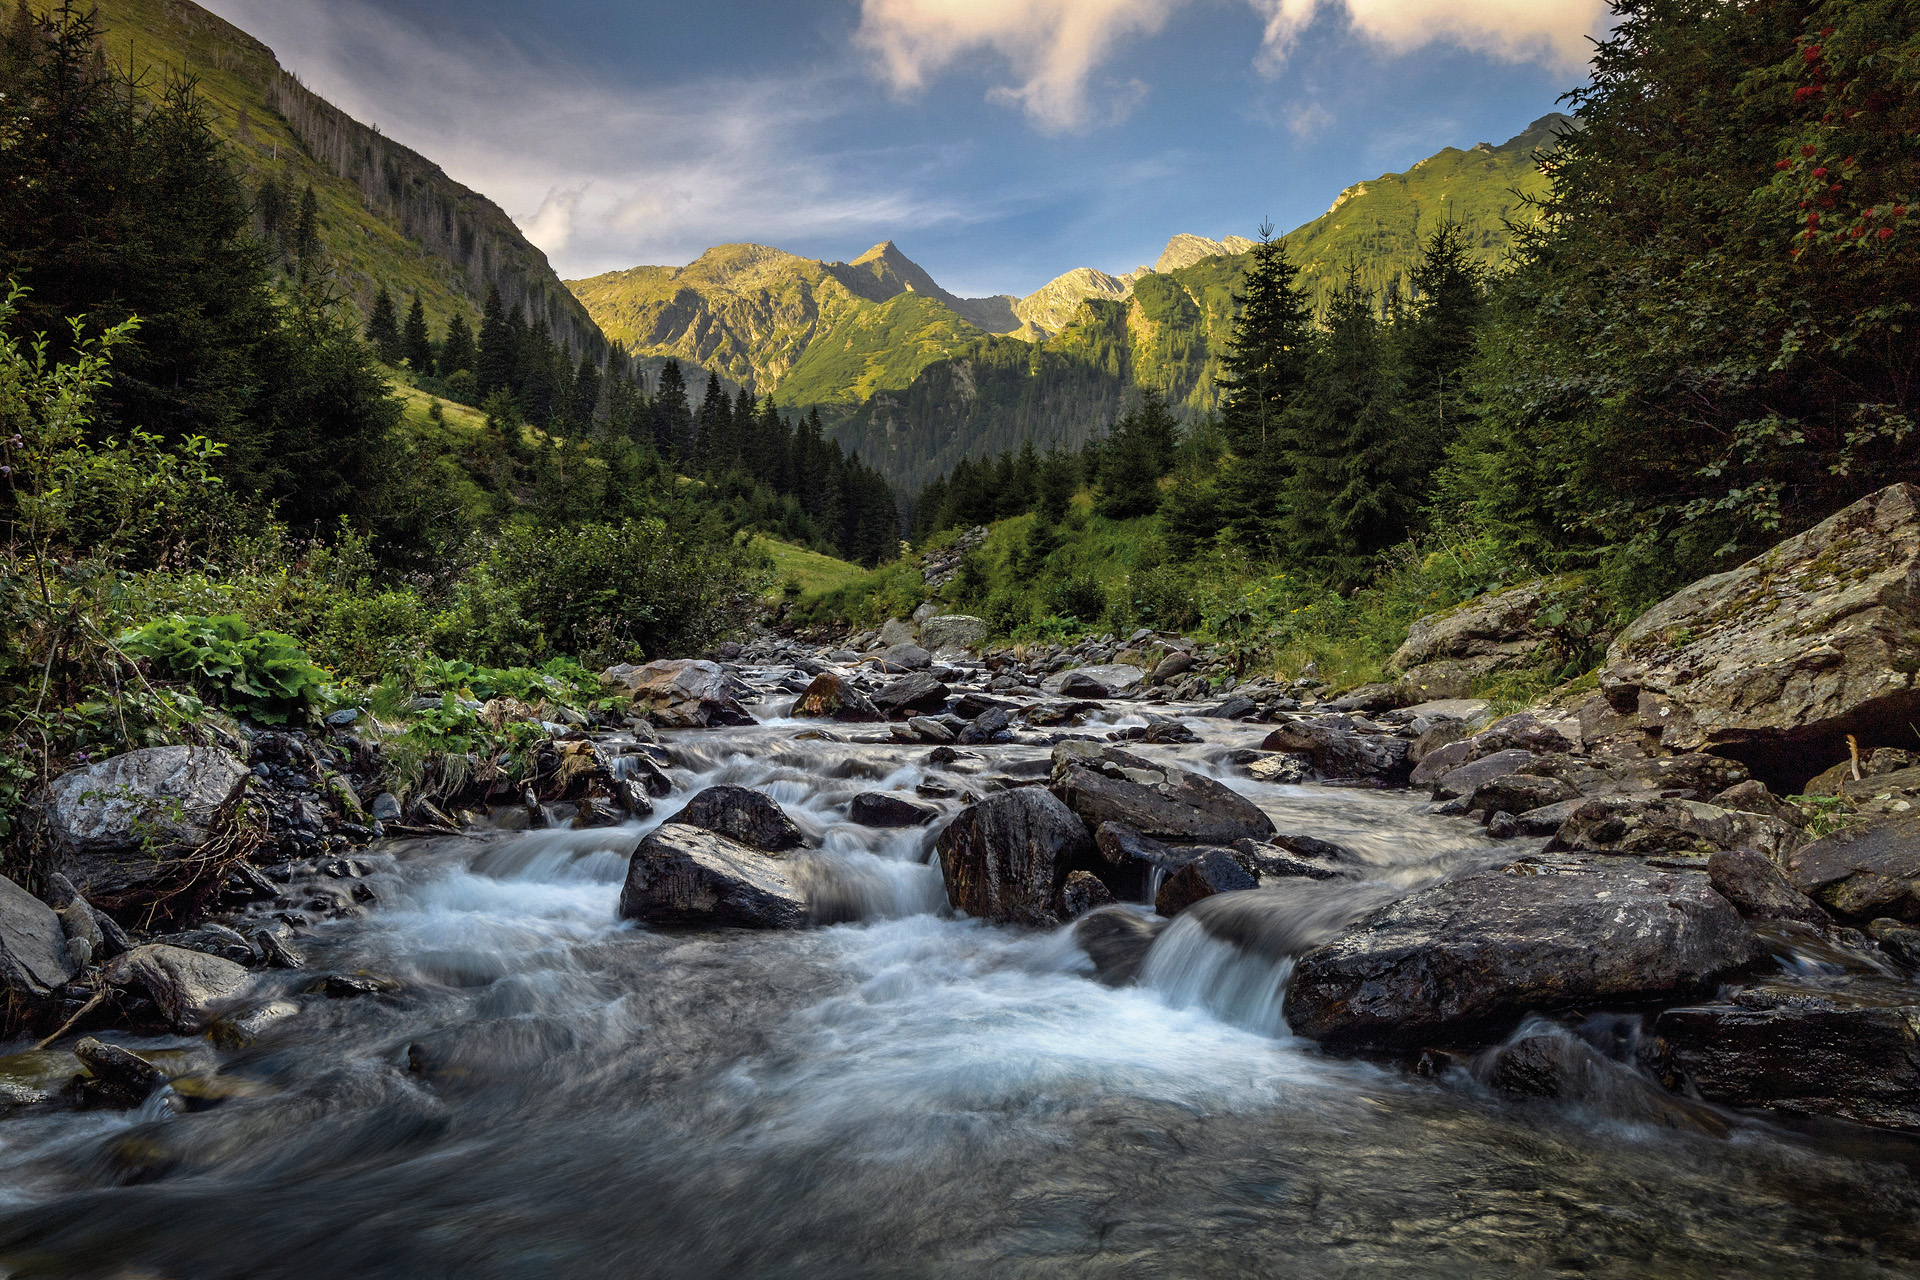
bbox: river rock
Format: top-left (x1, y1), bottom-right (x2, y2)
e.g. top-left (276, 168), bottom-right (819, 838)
top-left (1284, 859), bottom-right (1762, 1048)
top-left (1548, 797), bottom-right (1803, 860)
top-left (1655, 990), bottom-right (1920, 1132)
top-left (1041, 664), bottom-right (1145, 697)
top-left (955, 706), bottom-right (1012, 745)
top-left (1150, 651), bottom-right (1195, 685)
top-left (1707, 850), bottom-right (1830, 927)
top-left (791, 673), bottom-right (883, 722)
top-left (1389, 578), bottom-right (1570, 681)
top-left (1467, 773), bottom-right (1582, 818)
top-left (0, 876), bottom-right (78, 1002)
top-left (935, 788), bottom-right (1095, 927)
top-left (1428, 749), bottom-right (1536, 800)
top-left (619, 825), bottom-right (807, 928)
top-left (1059, 870), bottom-right (1117, 920)
top-left (1783, 812), bottom-right (1920, 921)
top-left (605, 659), bottom-right (753, 728)
top-left (43, 746), bottom-right (249, 905)
top-left (1154, 850), bottom-right (1257, 917)
top-left (1260, 720), bottom-right (1411, 785)
top-left (1052, 745), bottom-right (1275, 844)
top-left (878, 618), bottom-right (918, 648)
top-left (1073, 909), bottom-right (1168, 985)
top-left (1603, 483), bottom-right (1920, 789)
top-left (872, 672), bottom-right (950, 718)
top-left (673, 785), bottom-right (804, 852)
top-left (920, 616), bottom-right (987, 654)
top-left (879, 643), bottom-right (932, 671)
top-left (849, 792), bottom-right (937, 828)
top-left (1245, 753), bottom-right (1312, 785)
top-left (72, 1037), bottom-right (168, 1109)
top-left (106, 944), bottom-right (251, 1032)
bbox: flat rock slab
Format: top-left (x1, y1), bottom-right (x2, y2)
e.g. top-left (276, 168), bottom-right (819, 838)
top-left (1041, 664), bottom-right (1145, 697)
top-left (106, 944), bottom-right (251, 1032)
top-left (1052, 745), bottom-right (1275, 845)
top-left (1656, 990), bottom-right (1920, 1132)
top-left (619, 826), bottom-right (807, 928)
top-left (1785, 812), bottom-right (1920, 921)
top-left (1285, 858), bottom-right (1762, 1048)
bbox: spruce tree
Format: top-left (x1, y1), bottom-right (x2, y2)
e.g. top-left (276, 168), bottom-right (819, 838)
top-left (401, 293), bottom-right (433, 373)
top-left (1393, 221), bottom-right (1486, 489)
top-left (654, 361), bottom-right (693, 461)
top-left (476, 285), bottom-right (514, 395)
top-left (365, 288), bottom-right (401, 364)
top-left (694, 373), bottom-right (730, 474)
top-left (292, 184), bottom-right (321, 279)
top-left (440, 311), bottom-right (477, 379)
top-left (1215, 227), bottom-right (1314, 554)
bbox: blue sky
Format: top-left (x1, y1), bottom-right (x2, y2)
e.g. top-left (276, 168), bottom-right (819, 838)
top-left (199, 0), bottom-right (1610, 298)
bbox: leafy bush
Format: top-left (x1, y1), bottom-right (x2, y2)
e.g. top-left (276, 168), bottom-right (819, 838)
top-left (1047, 572), bottom-right (1108, 624)
top-left (313, 588), bottom-right (432, 684)
top-left (119, 614), bottom-right (327, 724)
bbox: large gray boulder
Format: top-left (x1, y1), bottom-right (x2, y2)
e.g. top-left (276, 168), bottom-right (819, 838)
top-left (1051, 744), bottom-right (1275, 844)
top-left (871, 672), bottom-right (950, 718)
top-left (1284, 859), bottom-right (1762, 1048)
top-left (1784, 812), bottom-right (1920, 921)
top-left (791, 673), bottom-right (883, 722)
top-left (1389, 578), bottom-right (1574, 682)
top-left (0, 876), bottom-right (77, 1001)
top-left (1260, 720), bottom-right (1410, 785)
top-left (1548, 797), bottom-right (1804, 861)
top-left (105, 944), bottom-right (251, 1032)
top-left (618, 825), bottom-right (807, 928)
top-left (919, 615), bottom-right (987, 654)
top-left (603, 659), bottom-right (754, 728)
top-left (1602, 483), bottom-right (1920, 788)
top-left (1655, 991), bottom-right (1920, 1132)
top-left (936, 788), bottom-right (1094, 927)
top-left (44, 747), bottom-right (248, 904)
top-left (877, 618), bottom-right (919, 648)
top-left (1041, 664), bottom-right (1146, 697)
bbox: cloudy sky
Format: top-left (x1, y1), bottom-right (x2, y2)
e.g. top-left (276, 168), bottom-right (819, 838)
top-left (199, 0), bottom-right (1610, 298)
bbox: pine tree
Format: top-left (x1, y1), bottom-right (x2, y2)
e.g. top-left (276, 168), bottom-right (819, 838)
top-left (1096, 391), bottom-right (1178, 519)
top-left (401, 292), bottom-right (433, 373)
top-left (292, 184), bottom-right (321, 279)
top-left (570, 353), bottom-right (602, 434)
top-left (365, 288), bottom-right (401, 364)
top-left (1215, 227), bottom-right (1315, 554)
top-left (1037, 448), bottom-right (1078, 522)
top-left (1282, 268), bottom-right (1418, 587)
top-left (694, 373), bottom-right (730, 474)
top-left (654, 361), bottom-right (693, 461)
top-left (440, 311), bottom-right (477, 379)
top-left (476, 285), bottom-right (514, 396)
top-left (1392, 221), bottom-right (1486, 490)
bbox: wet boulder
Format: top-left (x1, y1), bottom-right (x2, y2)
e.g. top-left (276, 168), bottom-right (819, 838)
top-left (604, 659), bottom-right (753, 728)
top-left (105, 944), bottom-right (251, 1032)
top-left (1466, 773), bottom-right (1582, 819)
top-left (1059, 870), bottom-right (1117, 920)
top-left (1549, 797), bottom-right (1804, 861)
top-left (1260, 720), bottom-right (1411, 785)
top-left (879, 643), bottom-right (932, 672)
top-left (1655, 990), bottom-right (1920, 1132)
top-left (43, 746), bottom-right (249, 905)
top-left (673, 785), bottom-right (804, 852)
top-left (955, 706), bottom-right (1013, 745)
top-left (1784, 812), bottom-right (1920, 921)
top-left (1707, 849), bottom-right (1830, 928)
top-left (1073, 908), bottom-right (1168, 985)
top-left (0, 875), bottom-right (78, 1002)
top-left (1284, 859), bottom-right (1763, 1048)
top-left (1389, 578), bottom-right (1576, 684)
top-left (1154, 850), bottom-right (1257, 917)
top-left (1244, 753), bottom-right (1312, 785)
top-left (1052, 745), bottom-right (1275, 845)
top-left (619, 826), bottom-right (807, 928)
top-left (920, 615), bottom-right (988, 655)
top-left (849, 792), bottom-right (937, 828)
top-left (935, 788), bottom-right (1095, 927)
top-left (1428, 749), bottom-right (1536, 801)
top-left (871, 672), bottom-right (951, 719)
top-left (1150, 651), bottom-right (1196, 685)
top-left (72, 1038), bottom-right (168, 1109)
top-left (791, 673), bottom-right (883, 723)
top-left (1603, 483), bottom-right (1920, 789)
top-left (1041, 664), bottom-right (1146, 697)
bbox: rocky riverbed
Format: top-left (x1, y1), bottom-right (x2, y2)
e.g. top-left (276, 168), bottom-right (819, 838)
top-left (4, 486), bottom-right (1920, 1276)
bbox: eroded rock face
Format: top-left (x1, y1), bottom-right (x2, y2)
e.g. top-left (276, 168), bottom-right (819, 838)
top-left (44, 747), bottom-right (250, 905)
top-left (106, 944), bottom-right (251, 1032)
top-left (673, 786), bottom-right (804, 852)
top-left (1284, 859), bottom-right (1762, 1048)
top-left (1603, 483), bottom-right (1920, 789)
top-left (618, 825), bottom-right (806, 928)
top-left (1655, 991), bottom-right (1920, 1132)
top-left (604, 659), bottom-right (753, 728)
top-left (791, 673), bottom-right (883, 722)
top-left (1785, 813), bottom-right (1920, 921)
top-left (1052, 745), bottom-right (1275, 844)
top-left (935, 788), bottom-right (1094, 927)
top-left (0, 875), bottom-right (77, 1001)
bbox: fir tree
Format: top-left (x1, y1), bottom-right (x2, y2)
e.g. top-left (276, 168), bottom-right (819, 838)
top-left (1096, 391), bottom-right (1178, 520)
top-left (365, 288), bottom-right (401, 364)
top-left (1215, 227), bottom-right (1315, 554)
top-left (653, 361), bottom-right (693, 461)
top-left (1393, 221), bottom-right (1486, 487)
top-left (440, 311), bottom-right (477, 379)
top-left (476, 284), bottom-right (514, 396)
top-left (401, 293), bottom-right (433, 373)
top-left (292, 184), bottom-right (321, 279)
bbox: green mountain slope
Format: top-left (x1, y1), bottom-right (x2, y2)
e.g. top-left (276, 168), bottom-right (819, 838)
top-left (53, 0), bottom-right (606, 355)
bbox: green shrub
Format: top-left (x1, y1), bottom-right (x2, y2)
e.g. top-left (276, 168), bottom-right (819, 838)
top-left (119, 614), bottom-right (327, 724)
top-left (1047, 572), bottom-right (1108, 625)
top-left (313, 589), bottom-right (432, 684)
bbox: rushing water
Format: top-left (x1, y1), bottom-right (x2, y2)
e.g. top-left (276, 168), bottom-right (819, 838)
top-left (2, 693), bottom-right (1918, 1278)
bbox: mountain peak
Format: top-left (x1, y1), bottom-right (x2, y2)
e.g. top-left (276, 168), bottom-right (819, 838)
top-left (1153, 233), bottom-right (1256, 274)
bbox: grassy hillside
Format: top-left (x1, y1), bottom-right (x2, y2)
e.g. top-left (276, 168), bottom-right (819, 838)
top-left (776, 293), bottom-right (986, 408)
top-left (754, 537), bottom-right (868, 598)
top-left (55, 0), bottom-right (606, 354)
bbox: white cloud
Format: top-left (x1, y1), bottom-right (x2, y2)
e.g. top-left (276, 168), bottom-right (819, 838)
top-left (1286, 102), bottom-right (1334, 138)
top-left (855, 0), bottom-right (1610, 129)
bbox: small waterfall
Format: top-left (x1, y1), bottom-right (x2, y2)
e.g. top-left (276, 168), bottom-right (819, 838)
top-left (1139, 914), bottom-right (1296, 1036)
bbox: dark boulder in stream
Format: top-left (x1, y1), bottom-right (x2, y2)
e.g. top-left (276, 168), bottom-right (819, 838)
top-left (0, 875), bottom-right (78, 1002)
top-left (790, 673), bottom-right (883, 722)
top-left (1154, 850), bottom-right (1256, 917)
top-left (1784, 812), bottom-right (1920, 921)
top-left (673, 786), bottom-right (805, 852)
top-left (1285, 858), bottom-right (1763, 1048)
top-left (936, 788), bottom-right (1095, 927)
top-left (1050, 744), bottom-right (1274, 845)
top-left (619, 825), bottom-right (807, 928)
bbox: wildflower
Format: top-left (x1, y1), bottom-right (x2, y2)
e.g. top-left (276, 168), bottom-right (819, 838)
top-left (1804, 44), bottom-right (1822, 60)
top-left (1813, 167), bottom-right (1828, 177)
top-left (1776, 159), bottom-right (1792, 170)
top-left (1851, 227), bottom-right (1866, 237)
top-left (1808, 212), bottom-right (1821, 227)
